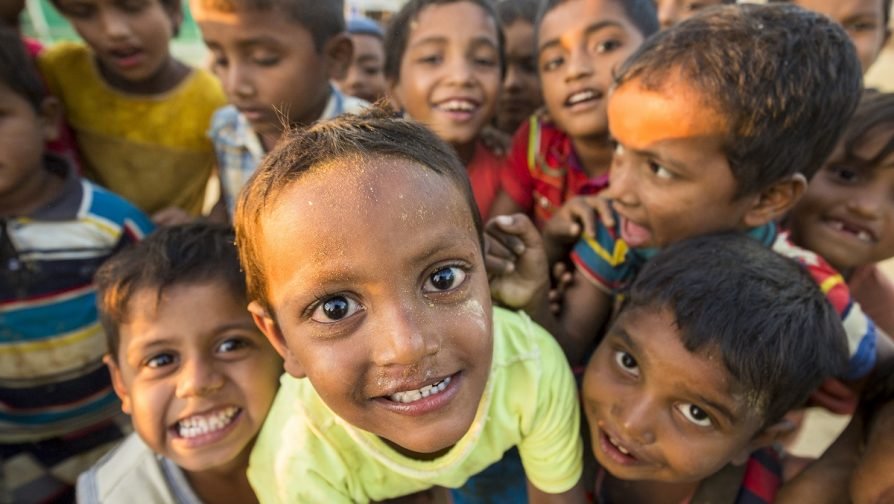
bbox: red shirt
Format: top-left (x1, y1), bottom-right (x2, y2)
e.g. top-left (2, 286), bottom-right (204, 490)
top-left (467, 141), bottom-right (505, 222)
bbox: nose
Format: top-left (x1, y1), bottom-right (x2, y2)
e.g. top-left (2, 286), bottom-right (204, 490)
top-left (372, 301), bottom-right (440, 367)
top-left (446, 55), bottom-right (476, 88)
top-left (503, 64), bottom-right (522, 93)
top-left (175, 356), bottom-right (225, 399)
top-left (99, 9), bottom-right (132, 40)
top-left (657, 2), bottom-right (679, 30)
top-left (614, 397), bottom-right (656, 445)
top-left (847, 188), bottom-right (885, 220)
top-left (221, 62), bottom-right (255, 100)
top-left (603, 153), bottom-right (637, 206)
top-left (565, 45), bottom-right (594, 83)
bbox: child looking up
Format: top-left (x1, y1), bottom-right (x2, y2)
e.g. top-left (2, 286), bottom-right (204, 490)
top-left (0, 29), bottom-right (154, 502)
top-left (788, 92), bottom-right (894, 337)
top-left (234, 109), bottom-right (585, 503)
top-left (653, 0), bottom-right (736, 29)
top-left (192, 0), bottom-right (366, 216)
top-left (40, 0), bottom-right (225, 223)
top-left (489, 0), bottom-right (658, 230)
top-left (494, 0), bottom-right (542, 136)
top-left (385, 0), bottom-right (505, 221)
top-left (335, 16), bottom-right (387, 104)
top-left (78, 224), bottom-right (282, 504)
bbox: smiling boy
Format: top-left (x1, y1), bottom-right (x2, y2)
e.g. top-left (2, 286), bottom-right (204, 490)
top-left (235, 110), bottom-right (585, 503)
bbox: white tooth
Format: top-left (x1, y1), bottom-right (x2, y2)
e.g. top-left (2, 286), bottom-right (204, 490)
top-left (830, 220), bottom-right (844, 231)
top-left (857, 230), bottom-right (872, 242)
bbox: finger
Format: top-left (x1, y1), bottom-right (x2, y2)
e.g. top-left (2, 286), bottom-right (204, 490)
top-left (489, 214), bottom-right (544, 252)
top-left (484, 231), bottom-right (521, 260)
top-left (484, 253), bottom-right (515, 275)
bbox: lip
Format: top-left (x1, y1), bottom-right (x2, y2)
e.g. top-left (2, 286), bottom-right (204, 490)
top-left (820, 215), bottom-right (879, 244)
top-left (563, 87), bottom-right (603, 111)
top-left (618, 214), bottom-right (653, 248)
top-left (373, 371), bottom-right (462, 417)
top-left (236, 106), bottom-right (270, 123)
top-left (596, 425), bottom-right (646, 468)
top-left (169, 406), bottom-right (243, 449)
top-left (107, 46), bottom-right (145, 70)
top-left (433, 97), bottom-right (482, 123)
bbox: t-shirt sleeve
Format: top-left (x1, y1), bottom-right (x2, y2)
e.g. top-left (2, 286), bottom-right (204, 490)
top-left (821, 273), bottom-right (877, 380)
top-left (570, 218), bottom-right (631, 294)
top-left (517, 319), bottom-right (583, 493)
top-left (499, 119), bottom-right (536, 212)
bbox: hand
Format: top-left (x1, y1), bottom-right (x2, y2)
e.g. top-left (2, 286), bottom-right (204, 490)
top-left (548, 262), bottom-right (575, 316)
top-left (484, 214), bottom-right (550, 311)
top-left (542, 194), bottom-right (614, 264)
top-left (151, 206), bottom-right (194, 227)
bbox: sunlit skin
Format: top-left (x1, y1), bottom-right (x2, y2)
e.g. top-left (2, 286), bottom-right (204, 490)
top-left (495, 19), bottom-right (541, 135)
top-left (537, 0), bottom-right (645, 176)
top-left (851, 402), bottom-right (894, 504)
top-left (583, 306), bottom-right (769, 502)
top-left (789, 0), bottom-right (890, 74)
top-left (388, 2), bottom-right (501, 164)
top-left (788, 126), bottom-right (894, 278)
top-left (53, 0), bottom-right (188, 94)
top-left (249, 157), bottom-right (494, 459)
top-left (191, 1), bottom-right (349, 148)
top-left (335, 33), bottom-right (386, 103)
top-left (107, 281), bottom-right (282, 502)
top-left (653, 0), bottom-right (730, 29)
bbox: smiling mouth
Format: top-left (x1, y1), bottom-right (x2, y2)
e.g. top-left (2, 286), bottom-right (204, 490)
top-left (175, 407), bottom-right (241, 439)
top-left (565, 89), bottom-right (602, 108)
top-left (434, 98), bottom-right (480, 117)
top-left (388, 376), bottom-right (452, 404)
top-left (824, 218), bottom-right (876, 243)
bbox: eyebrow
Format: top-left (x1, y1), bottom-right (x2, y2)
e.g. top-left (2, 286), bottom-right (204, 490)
top-left (409, 35), bottom-right (497, 50)
top-left (538, 20), bottom-right (625, 53)
top-left (623, 143), bottom-right (694, 174)
top-left (613, 326), bottom-right (641, 355)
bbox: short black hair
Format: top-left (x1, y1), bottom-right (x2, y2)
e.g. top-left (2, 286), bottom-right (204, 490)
top-left (837, 91), bottom-right (894, 174)
top-left (769, 0), bottom-right (892, 31)
top-left (620, 233), bottom-right (849, 425)
top-left (96, 223), bottom-right (247, 361)
top-left (615, 4), bottom-right (863, 198)
top-left (497, 0), bottom-right (540, 26)
top-left (384, 0), bottom-right (505, 82)
top-left (192, 0), bottom-right (345, 50)
top-left (234, 106), bottom-right (482, 310)
top-left (534, 0), bottom-right (660, 41)
top-left (0, 26), bottom-right (44, 110)
top-left (53, 0), bottom-right (184, 36)
top-left (861, 360), bottom-right (894, 438)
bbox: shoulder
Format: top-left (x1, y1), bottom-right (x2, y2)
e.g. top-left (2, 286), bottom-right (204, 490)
top-left (37, 42), bottom-right (90, 86)
top-left (76, 434), bottom-right (174, 504)
top-left (491, 307), bottom-right (570, 378)
top-left (82, 180), bottom-right (155, 238)
top-left (38, 41), bottom-right (88, 66)
top-left (210, 105), bottom-right (243, 138)
top-left (178, 67), bottom-right (227, 109)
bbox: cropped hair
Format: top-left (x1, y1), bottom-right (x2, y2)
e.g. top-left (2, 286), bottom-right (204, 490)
top-left (0, 26), bottom-right (44, 110)
top-left (234, 107), bottom-right (482, 310)
top-left (861, 361), bottom-right (894, 439)
top-left (614, 4), bottom-right (863, 198)
top-left (95, 223), bottom-right (246, 361)
top-left (52, 0), bottom-right (184, 36)
top-left (837, 91), bottom-right (894, 173)
top-left (384, 0), bottom-right (505, 82)
top-left (534, 0), bottom-right (659, 41)
top-left (769, 0), bottom-right (892, 30)
top-left (497, 0), bottom-right (540, 26)
top-left (192, 0), bottom-right (344, 50)
top-left (621, 233), bottom-right (849, 425)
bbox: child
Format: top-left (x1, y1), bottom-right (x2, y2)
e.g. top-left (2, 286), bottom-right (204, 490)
top-left (192, 0), bottom-right (366, 216)
top-left (494, 0), bottom-right (542, 136)
top-left (770, 0), bottom-right (891, 74)
top-left (489, 0), bottom-right (659, 230)
top-left (385, 0), bottom-right (505, 221)
top-left (788, 92), bottom-right (894, 337)
top-left (40, 0), bottom-right (225, 223)
top-left (78, 223), bottom-right (283, 504)
top-left (490, 4), bottom-right (885, 379)
top-left (582, 233), bottom-right (849, 503)
top-left (0, 29), bottom-right (154, 503)
top-left (653, 0), bottom-right (736, 29)
top-left (334, 16), bottom-right (387, 104)
top-left (233, 109), bottom-right (585, 503)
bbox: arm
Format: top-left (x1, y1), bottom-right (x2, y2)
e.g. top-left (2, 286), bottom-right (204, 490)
top-left (555, 273), bottom-right (613, 365)
top-left (527, 478), bottom-right (587, 504)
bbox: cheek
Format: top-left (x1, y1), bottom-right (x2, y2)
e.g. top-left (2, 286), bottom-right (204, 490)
top-left (662, 436), bottom-right (739, 479)
top-left (128, 381), bottom-right (172, 445)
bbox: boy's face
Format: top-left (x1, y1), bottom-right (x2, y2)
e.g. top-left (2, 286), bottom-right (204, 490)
top-left (582, 306), bottom-right (766, 482)
top-left (192, 3), bottom-right (347, 141)
top-left (603, 75), bottom-right (758, 248)
top-left (335, 33), bottom-right (386, 104)
top-left (788, 126), bottom-right (894, 273)
top-left (537, 0), bottom-right (645, 142)
top-left (107, 281), bottom-right (282, 474)
top-left (54, 0), bottom-right (179, 83)
top-left (496, 19), bottom-right (541, 134)
top-left (790, 0), bottom-right (890, 74)
top-left (250, 157), bottom-right (494, 457)
top-left (653, 0), bottom-right (729, 29)
top-left (851, 402), bottom-right (894, 504)
top-left (0, 84), bottom-right (57, 201)
top-left (389, 1), bottom-right (501, 149)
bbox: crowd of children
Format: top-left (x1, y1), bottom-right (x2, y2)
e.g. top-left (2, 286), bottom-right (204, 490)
top-left (2, 0), bottom-right (894, 502)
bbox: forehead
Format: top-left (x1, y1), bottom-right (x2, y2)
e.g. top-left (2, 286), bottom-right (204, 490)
top-left (608, 74), bottom-right (727, 149)
top-left (408, 1), bottom-right (498, 44)
top-left (538, 0), bottom-right (637, 46)
top-left (190, 1), bottom-right (308, 38)
top-left (792, 0), bottom-right (885, 19)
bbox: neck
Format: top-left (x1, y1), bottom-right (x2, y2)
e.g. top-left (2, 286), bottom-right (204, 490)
top-left (97, 54), bottom-right (188, 95)
top-left (603, 475), bottom-right (699, 504)
top-left (185, 453), bottom-right (258, 504)
top-left (0, 159), bottom-right (64, 218)
top-left (571, 134), bottom-right (614, 178)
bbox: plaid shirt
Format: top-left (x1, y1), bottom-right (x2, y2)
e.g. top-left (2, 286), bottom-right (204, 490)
top-left (209, 87), bottom-right (368, 214)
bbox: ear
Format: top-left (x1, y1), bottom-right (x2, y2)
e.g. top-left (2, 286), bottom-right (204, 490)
top-left (324, 33), bottom-right (353, 81)
top-left (741, 174), bottom-right (807, 229)
top-left (104, 354), bottom-right (133, 415)
top-left (37, 96), bottom-right (61, 142)
top-left (731, 418), bottom-right (797, 465)
top-left (248, 300), bottom-right (306, 378)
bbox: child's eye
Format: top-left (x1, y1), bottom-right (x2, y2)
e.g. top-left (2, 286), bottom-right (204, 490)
top-left (423, 266), bottom-right (467, 292)
top-left (847, 21), bottom-right (878, 32)
top-left (473, 56), bottom-right (498, 67)
top-left (251, 53), bottom-right (280, 66)
top-left (676, 403), bottom-right (713, 427)
top-left (118, 0), bottom-right (148, 13)
top-left (541, 56), bottom-right (564, 72)
top-left (686, 2), bottom-right (707, 11)
top-left (829, 165), bottom-right (860, 183)
top-left (613, 350), bottom-right (640, 377)
top-left (146, 353), bottom-right (175, 369)
top-left (217, 338), bottom-right (248, 354)
top-left (311, 295), bottom-right (362, 323)
top-left (417, 54), bottom-right (443, 65)
top-left (648, 161), bottom-right (673, 180)
top-left (596, 39), bottom-right (622, 53)
top-left (60, 2), bottom-right (95, 17)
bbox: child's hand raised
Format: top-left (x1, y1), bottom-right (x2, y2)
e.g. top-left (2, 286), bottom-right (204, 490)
top-left (542, 194), bottom-right (615, 265)
top-left (484, 214), bottom-right (550, 312)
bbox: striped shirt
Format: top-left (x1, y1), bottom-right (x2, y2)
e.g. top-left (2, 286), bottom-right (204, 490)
top-left (0, 162), bottom-right (153, 442)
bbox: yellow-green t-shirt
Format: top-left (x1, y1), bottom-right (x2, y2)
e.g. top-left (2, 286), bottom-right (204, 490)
top-left (248, 307), bottom-right (583, 503)
top-left (38, 42), bottom-right (225, 216)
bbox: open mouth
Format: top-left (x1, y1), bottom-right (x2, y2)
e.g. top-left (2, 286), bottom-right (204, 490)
top-left (619, 216), bottom-right (653, 248)
top-left (108, 46), bottom-right (144, 68)
top-left (564, 89), bottom-right (602, 108)
top-left (388, 376), bottom-right (452, 404)
top-left (174, 406), bottom-right (241, 439)
top-left (824, 218), bottom-right (876, 243)
top-left (599, 429), bottom-right (640, 466)
top-left (434, 98), bottom-right (481, 121)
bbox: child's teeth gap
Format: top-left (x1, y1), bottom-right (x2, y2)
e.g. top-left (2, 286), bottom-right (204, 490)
top-left (388, 376), bottom-right (452, 404)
